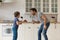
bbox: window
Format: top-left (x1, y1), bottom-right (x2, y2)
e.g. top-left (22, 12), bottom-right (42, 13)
top-left (26, 0), bottom-right (32, 12)
top-left (43, 0), bottom-right (49, 12)
top-left (51, 0), bottom-right (58, 13)
top-left (26, 0), bottom-right (58, 13)
top-left (34, 0), bottom-right (41, 12)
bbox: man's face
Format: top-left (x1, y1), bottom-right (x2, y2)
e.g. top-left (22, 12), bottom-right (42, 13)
top-left (30, 10), bottom-right (36, 15)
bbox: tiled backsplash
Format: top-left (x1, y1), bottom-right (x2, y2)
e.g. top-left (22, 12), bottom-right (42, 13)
top-left (45, 14), bottom-right (58, 23)
top-left (0, 14), bottom-right (58, 23)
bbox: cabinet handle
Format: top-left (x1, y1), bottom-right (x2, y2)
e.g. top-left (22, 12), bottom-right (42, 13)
top-left (37, 27), bottom-right (39, 29)
top-left (28, 27), bottom-right (31, 29)
top-left (55, 23), bottom-right (56, 29)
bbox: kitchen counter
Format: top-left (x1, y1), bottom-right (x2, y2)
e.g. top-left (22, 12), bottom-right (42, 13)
top-left (0, 22), bottom-right (60, 24)
top-left (0, 22), bottom-right (60, 40)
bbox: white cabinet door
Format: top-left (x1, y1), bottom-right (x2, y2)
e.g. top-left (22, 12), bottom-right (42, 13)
top-left (33, 24), bottom-right (45, 40)
top-left (0, 23), bottom-right (2, 40)
top-left (47, 23), bottom-right (55, 40)
top-left (47, 23), bottom-right (60, 40)
top-left (24, 24), bottom-right (34, 40)
top-left (52, 24), bottom-right (60, 40)
top-left (17, 23), bottom-right (60, 40)
top-left (33, 24), bottom-right (40, 40)
top-left (33, 23), bottom-right (60, 40)
top-left (18, 24), bottom-right (34, 40)
top-left (18, 25), bottom-right (25, 40)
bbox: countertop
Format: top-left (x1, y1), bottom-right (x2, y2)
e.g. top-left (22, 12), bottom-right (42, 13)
top-left (0, 20), bottom-right (60, 24)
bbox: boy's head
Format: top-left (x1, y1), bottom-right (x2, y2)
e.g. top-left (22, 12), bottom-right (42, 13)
top-left (14, 11), bottom-right (20, 18)
top-left (30, 8), bottom-right (37, 15)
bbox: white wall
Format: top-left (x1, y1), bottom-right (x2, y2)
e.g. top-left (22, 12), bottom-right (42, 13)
top-left (58, 0), bottom-right (60, 22)
top-left (0, 0), bottom-right (25, 20)
top-left (0, 0), bottom-right (60, 22)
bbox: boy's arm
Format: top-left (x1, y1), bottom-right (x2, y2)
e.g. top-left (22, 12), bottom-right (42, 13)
top-left (16, 21), bottom-right (22, 25)
top-left (16, 20), bottom-right (27, 25)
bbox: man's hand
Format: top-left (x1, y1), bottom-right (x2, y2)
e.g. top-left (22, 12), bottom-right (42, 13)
top-left (19, 21), bottom-right (22, 24)
top-left (23, 20), bottom-right (27, 23)
top-left (44, 25), bottom-right (47, 30)
top-left (32, 20), bottom-right (40, 24)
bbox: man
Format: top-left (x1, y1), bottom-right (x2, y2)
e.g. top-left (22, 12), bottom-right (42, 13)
top-left (30, 8), bottom-right (50, 40)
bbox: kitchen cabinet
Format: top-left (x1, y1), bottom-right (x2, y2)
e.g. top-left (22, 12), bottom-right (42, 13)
top-left (33, 23), bottom-right (60, 40)
top-left (2, 0), bottom-right (14, 3)
top-left (18, 25), bottom-right (25, 40)
top-left (47, 23), bottom-right (60, 40)
top-left (0, 23), bottom-right (2, 40)
top-left (0, 23), bottom-right (60, 40)
top-left (18, 24), bottom-right (34, 40)
top-left (1, 23), bottom-right (13, 40)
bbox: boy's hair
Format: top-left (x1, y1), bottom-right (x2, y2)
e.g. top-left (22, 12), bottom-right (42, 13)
top-left (14, 11), bottom-right (20, 17)
top-left (30, 8), bottom-right (37, 12)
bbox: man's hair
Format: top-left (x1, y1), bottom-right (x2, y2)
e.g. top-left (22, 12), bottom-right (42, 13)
top-left (30, 8), bottom-right (37, 12)
top-left (14, 11), bottom-right (20, 17)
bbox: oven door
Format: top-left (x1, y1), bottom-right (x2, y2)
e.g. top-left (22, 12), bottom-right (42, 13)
top-left (2, 24), bottom-right (13, 36)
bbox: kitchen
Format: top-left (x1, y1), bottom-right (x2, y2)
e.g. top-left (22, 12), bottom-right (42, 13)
top-left (0, 0), bottom-right (60, 40)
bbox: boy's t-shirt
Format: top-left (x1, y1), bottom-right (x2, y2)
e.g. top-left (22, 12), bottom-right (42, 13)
top-left (13, 17), bottom-right (19, 29)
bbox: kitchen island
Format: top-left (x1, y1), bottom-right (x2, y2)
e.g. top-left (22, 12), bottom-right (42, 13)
top-left (0, 22), bottom-right (60, 40)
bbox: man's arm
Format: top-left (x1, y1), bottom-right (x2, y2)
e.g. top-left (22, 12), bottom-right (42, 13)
top-left (41, 14), bottom-right (47, 29)
top-left (32, 20), bottom-right (40, 24)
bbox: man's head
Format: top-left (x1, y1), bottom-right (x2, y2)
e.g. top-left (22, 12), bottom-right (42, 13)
top-left (14, 11), bottom-right (20, 18)
top-left (30, 8), bottom-right (37, 15)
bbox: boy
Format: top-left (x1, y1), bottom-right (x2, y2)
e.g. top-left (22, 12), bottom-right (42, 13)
top-left (30, 8), bottom-right (50, 40)
top-left (12, 11), bottom-right (22, 40)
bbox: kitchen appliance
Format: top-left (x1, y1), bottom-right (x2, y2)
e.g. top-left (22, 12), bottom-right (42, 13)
top-left (2, 24), bottom-right (13, 36)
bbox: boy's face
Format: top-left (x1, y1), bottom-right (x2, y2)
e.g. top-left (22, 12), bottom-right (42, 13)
top-left (17, 14), bottom-right (20, 18)
top-left (30, 10), bottom-right (36, 15)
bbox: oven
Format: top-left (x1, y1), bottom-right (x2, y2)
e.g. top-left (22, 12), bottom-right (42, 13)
top-left (2, 24), bottom-right (13, 37)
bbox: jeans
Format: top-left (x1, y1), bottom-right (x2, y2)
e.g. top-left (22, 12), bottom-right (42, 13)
top-left (12, 27), bottom-right (18, 40)
top-left (38, 22), bottom-right (50, 40)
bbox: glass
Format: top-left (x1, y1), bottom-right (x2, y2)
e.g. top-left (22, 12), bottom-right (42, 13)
top-left (38, 8), bottom-right (40, 12)
top-left (55, 8), bottom-right (57, 12)
top-left (43, 0), bottom-right (45, 2)
top-left (51, 0), bottom-right (54, 3)
top-left (38, 3), bottom-right (40, 7)
top-left (43, 8), bottom-right (46, 12)
top-left (35, 0), bottom-right (37, 2)
top-left (55, 0), bottom-right (57, 2)
top-left (38, 0), bottom-right (41, 2)
top-left (46, 8), bottom-right (49, 12)
top-left (55, 4), bottom-right (57, 7)
top-left (51, 4), bottom-right (54, 7)
top-left (43, 4), bottom-right (45, 7)
top-left (46, 4), bottom-right (49, 7)
top-left (26, 0), bottom-right (28, 2)
top-left (35, 3), bottom-right (37, 7)
top-left (52, 8), bottom-right (55, 12)
top-left (30, 0), bottom-right (32, 2)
